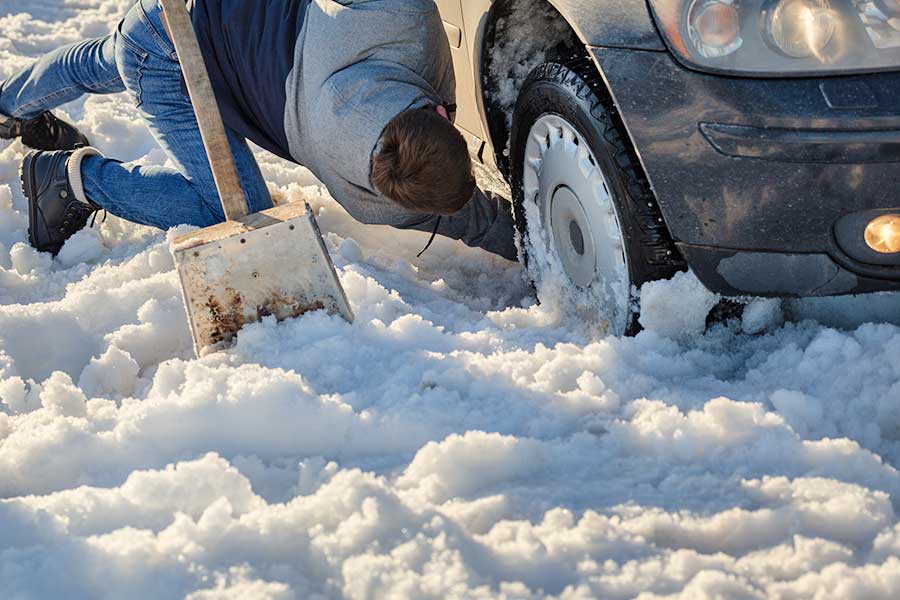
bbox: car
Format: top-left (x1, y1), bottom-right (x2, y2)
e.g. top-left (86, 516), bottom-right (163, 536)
top-left (434, 0), bottom-right (900, 335)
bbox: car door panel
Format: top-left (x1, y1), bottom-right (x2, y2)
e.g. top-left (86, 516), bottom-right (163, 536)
top-left (434, 0), bottom-right (489, 143)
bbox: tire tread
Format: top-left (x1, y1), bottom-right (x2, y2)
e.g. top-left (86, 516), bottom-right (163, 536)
top-left (520, 55), bottom-right (686, 282)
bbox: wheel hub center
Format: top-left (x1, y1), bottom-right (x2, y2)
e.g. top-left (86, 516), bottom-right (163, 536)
top-left (569, 219), bottom-right (585, 256)
top-left (549, 186), bottom-right (595, 288)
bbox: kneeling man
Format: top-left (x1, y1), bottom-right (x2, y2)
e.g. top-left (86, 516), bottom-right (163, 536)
top-left (0, 0), bottom-right (517, 260)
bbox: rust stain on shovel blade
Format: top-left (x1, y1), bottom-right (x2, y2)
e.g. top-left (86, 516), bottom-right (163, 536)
top-left (174, 203), bottom-right (354, 355)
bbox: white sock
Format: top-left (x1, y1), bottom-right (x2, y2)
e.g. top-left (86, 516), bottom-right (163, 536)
top-left (67, 147), bottom-right (102, 206)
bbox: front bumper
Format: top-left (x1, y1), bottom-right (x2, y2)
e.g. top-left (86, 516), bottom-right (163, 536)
top-left (592, 47), bottom-right (900, 297)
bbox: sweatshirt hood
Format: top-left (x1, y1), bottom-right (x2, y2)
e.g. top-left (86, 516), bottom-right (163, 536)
top-left (284, 0), bottom-right (456, 223)
top-left (315, 67), bottom-right (440, 193)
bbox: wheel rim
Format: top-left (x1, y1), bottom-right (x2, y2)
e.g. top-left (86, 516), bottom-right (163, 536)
top-left (522, 114), bottom-right (631, 333)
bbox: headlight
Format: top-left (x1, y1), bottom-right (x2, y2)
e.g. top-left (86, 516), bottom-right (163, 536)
top-left (648, 0), bottom-right (900, 74)
top-left (768, 0), bottom-right (837, 58)
top-left (688, 0), bottom-right (743, 57)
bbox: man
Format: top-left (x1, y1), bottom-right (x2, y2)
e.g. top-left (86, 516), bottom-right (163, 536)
top-left (0, 0), bottom-right (517, 261)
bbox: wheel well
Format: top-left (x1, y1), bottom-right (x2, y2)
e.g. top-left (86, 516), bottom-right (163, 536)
top-left (480, 0), bottom-right (582, 179)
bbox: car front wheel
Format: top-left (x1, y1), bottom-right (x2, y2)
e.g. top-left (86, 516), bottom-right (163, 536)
top-left (510, 58), bottom-right (683, 335)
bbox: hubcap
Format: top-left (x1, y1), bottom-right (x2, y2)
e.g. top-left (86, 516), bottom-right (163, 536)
top-left (522, 114), bottom-right (631, 333)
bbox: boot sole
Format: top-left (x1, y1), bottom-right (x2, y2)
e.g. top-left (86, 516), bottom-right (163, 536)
top-left (21, 152), bottom-right (63, 256)
top-left (21, 152), bottom-right (37, 249)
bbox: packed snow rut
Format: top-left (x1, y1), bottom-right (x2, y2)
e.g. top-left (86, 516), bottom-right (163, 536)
top-left (3, 3), bottom-right (900, 599)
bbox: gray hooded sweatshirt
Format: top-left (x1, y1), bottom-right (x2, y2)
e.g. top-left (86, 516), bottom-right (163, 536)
top-left (284, 0), bottom-right (517, 260)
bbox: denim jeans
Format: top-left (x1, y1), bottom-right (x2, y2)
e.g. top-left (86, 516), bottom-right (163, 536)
top-left (0, 0), bottom-right (272, 229)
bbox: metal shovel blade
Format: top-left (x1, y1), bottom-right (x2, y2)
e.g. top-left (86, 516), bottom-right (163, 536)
top-left (173, 202), bottom-right (354, 356)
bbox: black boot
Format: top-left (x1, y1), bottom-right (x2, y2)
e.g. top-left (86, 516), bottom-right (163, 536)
top-left (21, 149), bottom-right (101, 256)
top-left (1, 111), bottom-right (90, 151)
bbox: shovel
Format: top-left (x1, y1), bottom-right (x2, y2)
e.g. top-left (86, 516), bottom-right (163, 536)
top-left (159, 0), bottom-right (353, 356)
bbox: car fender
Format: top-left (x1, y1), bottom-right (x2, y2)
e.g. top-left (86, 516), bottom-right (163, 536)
top-left (533, 0), bottom-right (665, 50)
top-left (472, 0), bottom-right (665, 173)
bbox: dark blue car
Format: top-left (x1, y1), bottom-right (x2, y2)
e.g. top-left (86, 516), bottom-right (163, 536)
top-left (436, 0), bottom-right (900, 334)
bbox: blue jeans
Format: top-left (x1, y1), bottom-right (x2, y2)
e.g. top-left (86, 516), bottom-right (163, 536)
top-left (0, 0), bottom-right (272, 228)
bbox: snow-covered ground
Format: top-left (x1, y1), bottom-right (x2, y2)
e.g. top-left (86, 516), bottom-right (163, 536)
top-left (3, 2), bottom-right (900, 598)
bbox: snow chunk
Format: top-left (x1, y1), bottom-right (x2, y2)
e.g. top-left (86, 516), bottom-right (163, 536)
top-left (78, 346), bottom-right (140, 399)
top-left (339, 237), bottom-right (364, 263)
top-left (398, 431), bottom-right (544, 504)
top-left (118, 453), bottom-right (263, 519)
top-left (743, 298), bottom-right (784, 334)
top-left (770, 389), bottom-right (824, 438)
top-left (105, 298), bottom-right (192, 368)
top-left (40, 372), bottom-right (87, 417)
top-left (10, 242), bottom-right (52, 275)
top-left (57, 227), bottom-right (104, 267)
top-left (639, 271), bottom-right (720, 339)
top-left (0, 376), bottom-right (29, 413)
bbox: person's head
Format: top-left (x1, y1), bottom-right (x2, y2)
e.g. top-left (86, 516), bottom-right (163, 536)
top-left (371, 106), bottom-right (475, 215)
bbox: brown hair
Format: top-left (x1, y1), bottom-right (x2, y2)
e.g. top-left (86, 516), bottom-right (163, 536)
top-left (372, 107), bottom-right (476, 215)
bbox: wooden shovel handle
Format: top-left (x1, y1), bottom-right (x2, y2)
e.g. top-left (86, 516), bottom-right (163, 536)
top-left (159, 0), bottom-right (248, 221)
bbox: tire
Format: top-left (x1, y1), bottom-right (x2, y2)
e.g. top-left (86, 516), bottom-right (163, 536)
top-left (510, 57), bottom-right (684, 336)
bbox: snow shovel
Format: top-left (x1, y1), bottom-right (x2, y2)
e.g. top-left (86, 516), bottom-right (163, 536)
top-left (159, 0), bottom-right (353, 356)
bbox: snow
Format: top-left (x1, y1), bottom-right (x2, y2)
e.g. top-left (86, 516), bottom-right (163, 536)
top-left (741, 298), bottom-right (784, 335)
top-left (486, 0), bottom-right (575, 128)
top-left (639, 271), bottom-right (721, 340)
top-left (56, 227), bottom-right (105, 268)
top-left (2, 2), bottom-right (900, 599)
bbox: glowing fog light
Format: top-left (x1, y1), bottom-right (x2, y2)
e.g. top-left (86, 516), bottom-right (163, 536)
top-left (688, 0), bottom-right (743, 57)
top-left (768, 0), bottom-right (838, 58)
top-left (865, 214), bottom-right (900, 254)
